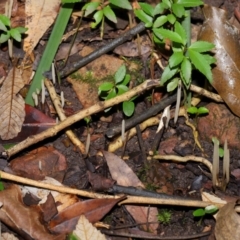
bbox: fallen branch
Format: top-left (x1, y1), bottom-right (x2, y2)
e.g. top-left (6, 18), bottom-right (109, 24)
top-left (3, 79), bottom-right (160, 158)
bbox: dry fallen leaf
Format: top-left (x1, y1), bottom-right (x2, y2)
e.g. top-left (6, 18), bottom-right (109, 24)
top-left (73, 215), bottom-right (106, 240)
top-left (2, 232), bottom-right (19, 240)
top-left (0, 184), bottom-right (62, 239)
top-left (24, 0), bottom-right (61, 54)
top-left (198, 5), bottom-right (240, 117)
top-left (0, 68), bottom-right (25, 140)
top-left (215, 202), bottom-right (240, 240)
top-left (102, 151), bottom-right (159, 234)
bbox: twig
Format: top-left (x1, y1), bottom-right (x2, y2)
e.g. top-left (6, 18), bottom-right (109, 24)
top-left (57, 22), bottom-right (146, 78)
top-left (152, 154), bottom-right (213, 174)
top-left (3, 79), bottom-right (160, 158)
top-left (136, 125), bottom-right (147, 165)
top-left (44, 79), bottom-right (86, 154)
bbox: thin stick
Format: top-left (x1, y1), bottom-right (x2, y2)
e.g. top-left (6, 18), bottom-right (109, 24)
top-left (44, 79), bottom-right (86, 154)
top-left (4, 79), bottom-right (160, 158)
top-left (0, 170), bottom-right (115, 199)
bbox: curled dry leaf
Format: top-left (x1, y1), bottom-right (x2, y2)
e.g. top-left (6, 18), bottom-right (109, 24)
top-left (215, 202), bottom-right (240, 240)
top-left (0, 68), bottom-right (25, 140)
top-left (73, 215), bottom-right (106, 240)
top-left (198, 5), bottom-right (240, 117)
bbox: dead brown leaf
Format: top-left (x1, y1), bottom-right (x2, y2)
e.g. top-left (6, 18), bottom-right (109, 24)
top-left (215, 202), bottom-right (240, 240)
top-left (24, 0), bottom-right (61, 55)
top-left (0, 184), bottom-right (63, 240)
top-left (9, 146), bottom-right (67, 181)
top-left (198, 5), bottom-right (240, 117)
top-left (102, 151), bottom-right (159, 234)
top-left (49, 196), bottom-right (125, 234)
top-left (0, 68), bottom-right (25, 140)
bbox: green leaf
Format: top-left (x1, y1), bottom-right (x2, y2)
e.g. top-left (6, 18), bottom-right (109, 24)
top-left (103, 5), bottom-right (117, 23)
top-left (187, 106), bottom-right (198, 114)
top-left (106, 88), bottom-right (117, 100)
top-left (202, 54), bottom-right (216, 65)
top-left (0, 20), bottom-right (7, 32)
top-left (154, 28), bottom-right (183, 44)
top-left (188, 49), bottom-right (213, 83)
top-left (153, 2), bottom-right (168, 16)
top-left (189, 41), bottom-right (215, 53)
top-left (169, 52), bottom-right (184, 68)
top-left (0, 15), bottom-right (10, 27)
top-left (162, 0), bottom-right (171, 8)
top-left (176, 0), bottom-right (203, 7)
top-left (0, 32), bottom-right (10, 43)
top-left (167, 14), bottom-right (176, 24)
top-left (83, 2), bottom-right (100, 16)
top-left (181, 57), bottom-right (191, 86)
top-left (115, 65), bottom-right (126, 84)
top-left (91, 10), bottom-right (103, 28)
top-left (153, 16), bottom-right (168, 28)
top-left (109, 0), bottom-right (132, 10)
top-left (98, 82), bottom-right (114, 92)
top-left (134, 9), bottom-right (153, 26)
top-left (123, 101), bottom-right (135, 117)
top-left (205, 205), bottom-right (218, 215)
top-left (117, 84), bottom-right (129, 95)
top-left (139, 3), bottom-right (154, 17)
top-left (122, 74), bottom-right (131, 85)
top-left (14, 27), bottom-right (28, 34)
top-left (193, 208), bottom-right (205, 217)
top-left (160, 65), bottom-right (178, 84)
top-left (172, 3), bottom-right (185, 18)
top-left (219, 148), bottom-right (224, 158)
top-left (174, 21), bottom-right (187, 45)
top-left (9, 28), bottom-right (21, 42)
top-left (167, 78), bottom-right (179, 92)
top-left (197, 107), bottom-right (209, 115)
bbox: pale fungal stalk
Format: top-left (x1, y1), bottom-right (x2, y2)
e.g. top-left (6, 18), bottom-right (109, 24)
top-left (41, 79), bottom-right (45, 104)
top-left (32, 92), bottom-right (38, 106)
top-left (85, 133), bottom-right (90, 155)
top-left (60, 91), bottom-right (64, 108)
top-left (174, 80), bottom-right (181, 124)
top-left (157, 105), bottom-right (171, 133)
top-left (51, 63), bottom-right (56, 84)
top-left (121, 119), bottom-right (125, 141)
top-left (212, 138), bottom-right (219, 187)
top-left (223, 140), bottom-right (230, 186)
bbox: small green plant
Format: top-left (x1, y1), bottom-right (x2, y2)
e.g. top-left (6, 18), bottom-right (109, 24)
top-left (98, 65), bottom-right (135, 117)
top-left (0, 14), bottom-right (27, 44)
top-left (193, 205), bottom-right (218, 225)
top-left (68, 233), bottom-right (79, 240)
top-left (82, 0), bottom-right (132, 37)
top-left (157, 209), bottom-right (172, 224)
top-left (134, 0), bottom-right (216, 92)
top-left (187, 106), bottom-right (209, 116)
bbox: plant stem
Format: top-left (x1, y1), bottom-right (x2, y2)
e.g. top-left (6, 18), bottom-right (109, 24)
top-left (25, 3), bottom-right (74, 106)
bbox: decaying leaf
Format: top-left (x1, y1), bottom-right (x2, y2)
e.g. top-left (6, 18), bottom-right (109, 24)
top-left (215, 202), bottom-right (240, 240)
top-left (24, 0), bottom-right (61, 55)
top-left (0, 184), bottom-right (63, 239)
top-left (2, 232), bottom-right (19, 240)
top-left (0, 68), bottom-right (25, 140)
top-left (49, 196), bottom-right (125, 234)
top-left (72, 215), bottom-right (106, 240)
top-left (102, 151), bottom-right (159, 233)
top-left (198, 5), bottom-right (240, 117)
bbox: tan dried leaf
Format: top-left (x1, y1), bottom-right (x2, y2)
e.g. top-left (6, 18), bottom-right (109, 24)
top-left (2, 232), bottom-right (19, 240)
top-left (24, 0), bottom-right (61, 54)
top-left (73, 215), bottom-right (106, 240)
top-left (0, 68), bottom-right (25, 140)
top-left (199, 5), bottom-right (240, 117)
top-left (215, 202), bottom-right (240, 240)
